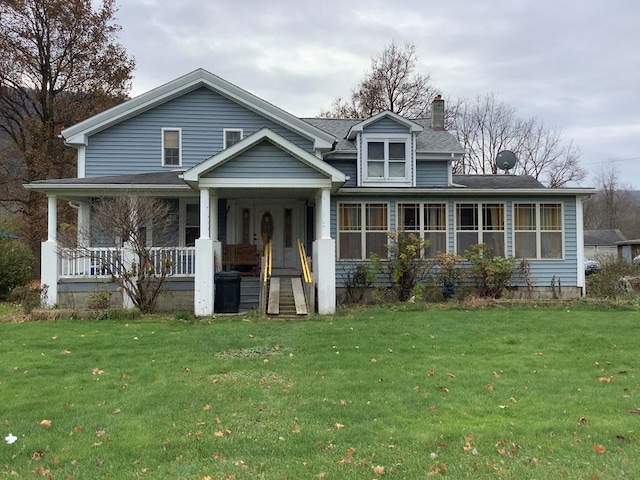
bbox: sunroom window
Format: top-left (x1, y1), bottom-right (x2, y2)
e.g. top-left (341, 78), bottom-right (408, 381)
top-left (338, 202), bottom-right (388, 260)
top-left (398, 202), bottom-right (447, 257)
top-left (455, 203), bottom-right (505, 255)
top-left (514, 203), bottom-right (563, 259)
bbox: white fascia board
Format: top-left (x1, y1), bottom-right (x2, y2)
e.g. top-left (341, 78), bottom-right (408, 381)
top-left (23, 183), bottom-right (193, 196)
top-left (417, 151), bottom-right (465, 161)
top-left (62, 69), bottom-right (335, 149)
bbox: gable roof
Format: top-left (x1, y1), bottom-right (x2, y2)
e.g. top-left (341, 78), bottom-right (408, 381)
top-left (345, 110), bottom-right (423, 139)
top-left (62, 69), bottom-right (335, 150)
top-left (182, 127), bottom-right (346, 188)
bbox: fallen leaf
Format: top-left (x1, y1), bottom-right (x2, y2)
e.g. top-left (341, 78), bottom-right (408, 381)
top-left (486, 384), bottom-right (494, 391)
top-left (439, 386), bottom-right (449, 393)
top-left (446, 372), bottom-right (456, 378)
top-left (591, 444), bottom-right (606, 454)
top-left (60, 349), bottom-right (71, 355)
top-left (40, 419), bottom-right (51, 428)
top-left (373, 464), bottom-right (385, 475)
top-left (598, 376), bottom-right (612, 383)
top-left (112, 408), bottom-right (121, 415)
top-left (493, 371), bottom-right (501, 378)
top-left (92, 368), bottom-right (104, 375)
top-left (427, 369), bottom-right (435, 376)
top-left (334, 422), bottom-right (344, 429)
top-left (293, 424), bottom-right (301, 434)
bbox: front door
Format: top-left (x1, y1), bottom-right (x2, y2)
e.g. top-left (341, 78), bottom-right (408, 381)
top-left (254, 202), bottom-right (302, 271)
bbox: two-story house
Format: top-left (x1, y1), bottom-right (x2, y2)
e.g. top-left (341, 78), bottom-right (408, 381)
top-left (26, 69), bottom-right (595, 315)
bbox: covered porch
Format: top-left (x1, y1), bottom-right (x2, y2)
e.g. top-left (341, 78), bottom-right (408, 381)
top-left (27, 128), bottom-right (346, 315)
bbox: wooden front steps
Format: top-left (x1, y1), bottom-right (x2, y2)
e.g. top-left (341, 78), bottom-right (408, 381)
top-left (267, 277), bottom-right (308, 317)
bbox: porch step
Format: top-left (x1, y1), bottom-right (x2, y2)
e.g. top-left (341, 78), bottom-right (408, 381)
top-left (267, 276), bottom-right (308, 317)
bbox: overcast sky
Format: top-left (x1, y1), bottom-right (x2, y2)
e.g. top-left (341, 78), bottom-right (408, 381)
top-left (113, 0), bottom-right (640, 188)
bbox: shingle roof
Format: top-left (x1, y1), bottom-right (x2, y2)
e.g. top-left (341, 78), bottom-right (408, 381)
top-left (302, 117), bottom-right (465, 154)
top-left (452, 175), bottom-right (545, 189)
top-left (583, 229), bottom-right (627, 246)
top-left (28, 171), bottom-right (187, 186)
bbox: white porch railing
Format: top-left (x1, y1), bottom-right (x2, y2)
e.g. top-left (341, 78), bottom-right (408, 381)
top-left (59, 247), bottom-right (196, 278)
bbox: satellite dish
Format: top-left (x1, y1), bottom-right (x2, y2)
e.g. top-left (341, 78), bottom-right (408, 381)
top-left (496, 150), bottom-right (517, 173)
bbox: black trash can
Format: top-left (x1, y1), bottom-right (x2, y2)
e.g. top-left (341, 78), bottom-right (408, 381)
top-left (215, 270), bottom-right (242, 313)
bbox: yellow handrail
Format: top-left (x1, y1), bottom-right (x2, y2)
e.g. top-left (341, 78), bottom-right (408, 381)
top-left (297, 239), bottom-right (312, 284)
top-left (262, 240), bottom-right (272, 284)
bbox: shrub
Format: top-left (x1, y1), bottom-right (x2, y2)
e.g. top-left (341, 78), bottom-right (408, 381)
top-left (370, 232), bottom-right (433, 302)
top-left (586, 255), bottom-right (639, 298)
top-left (0, 239), bottom-right (36, 299)
top-left (11, 284), bottom-right (44, 314)
top-left (86, 285), bottom-right (113, 309)
top-left (341, 263), bottom-right (376, 304)
top-left (464, 243), bottom-right (516, 299)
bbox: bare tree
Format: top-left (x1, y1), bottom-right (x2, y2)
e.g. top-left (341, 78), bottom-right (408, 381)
top-left (0, 0), bottom-right (135, 253)
top-left (320, 41), bottom-right (440, 118)
top-left (60, 196), bottom-right (178, 314)
top-left (583, 163), bottom-right (640, 238)
top-left (452, 93), bottom-right (585, 187)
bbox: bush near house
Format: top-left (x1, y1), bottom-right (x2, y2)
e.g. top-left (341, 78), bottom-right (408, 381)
top-left (0, 238), bottom-right (35, 299)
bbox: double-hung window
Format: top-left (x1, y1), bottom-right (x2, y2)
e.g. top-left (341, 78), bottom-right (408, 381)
top-left (162, 128), bottom-right (181, 167)
top-left (363, 135), bottom-right (411, 185)
top-left (398, 203), bottom-right (447, 257)
top-left (223, 128), bottom-right (243, 149)
top-left (514, 203), bottom-right (563, 259)
top-left (338, 202), bottom-right (388, 260)
top-left (455, 203), bottom-right (505, 255)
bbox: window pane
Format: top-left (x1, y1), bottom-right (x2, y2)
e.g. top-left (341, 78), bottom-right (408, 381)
top-left (541, 232), bottom-right (562, 258)
top-left (339, 233), bottom-right (361, 260)
top-left (339, 204), bottom-right (361, 230)
top-left (388, 142), bottom-right (406, 160)
top-left (366, 204), bottom-right (388, 231)
top-left (514, 204), bottom-right (535, 230)
top-left (457, 232), bottom-right (477, 255)
top-left (425, 204), bottom-right (446, 230)
top-left (483, 204), bottom-right (504, 230)
top-left (367, 161), bottom-right (384, 177)
top-left (541, 204), bottom-right (562, 230)
top-left (367, 142), bottom-right (384, 160)
top-left (388, 161), bottom-right (405, 177)
top-left (483, 232), bottom-right (505, 255)
top-left (398, 203), bottom-right (419, 231)
top-left (457, 204), bottom-right (477, 230)
top-left (366, 232), bottom-right (387, 257)
top-left (515, 232), bottom-right (537, 258)
top-left (164, 130), bottom-right (179, 148)
top-left (425, 232), bottom-right (446, 257)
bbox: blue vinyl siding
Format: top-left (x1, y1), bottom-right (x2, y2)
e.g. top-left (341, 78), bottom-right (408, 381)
top-left (203, 141), bottom-right (326, 179)
top-left (84, 87), bottom-right (314, 177)
top-left (325, 159), bottom-right (357, 187)
top-left (332, 195), bottom-right (579, 288)
top-left (416, 160), bottom-right (449, 187)
top-left (363, 118), bottom-right (410, 134)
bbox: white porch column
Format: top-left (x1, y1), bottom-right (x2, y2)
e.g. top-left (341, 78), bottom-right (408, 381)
top-left (194, 188), bottom-right (220, 316)
top-left (41, 195), bottom-right (58, 307)
top-left (77, 201), bottom-right (91, 247)
top-left (313, 187), bottom-right (336, 314)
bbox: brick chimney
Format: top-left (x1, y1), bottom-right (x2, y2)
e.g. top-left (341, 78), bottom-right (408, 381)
top-left (431, 95), bottom-right (445, 131)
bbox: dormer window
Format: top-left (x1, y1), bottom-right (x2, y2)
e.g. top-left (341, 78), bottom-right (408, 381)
top-left (362, 134), bottom-right (411, 185)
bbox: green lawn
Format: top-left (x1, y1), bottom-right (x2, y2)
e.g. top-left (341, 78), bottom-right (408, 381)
top-left (0, 305), bottom-right (639, 479)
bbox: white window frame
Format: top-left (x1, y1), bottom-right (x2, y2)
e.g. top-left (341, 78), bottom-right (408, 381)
top-left (162, 128), bottom-right (182, 167)
top-left (397, 202), bottom-right (448, 257)
top-left (513, 202), bottom-right (564, 260)
top-left (454, 202), bottom-right (506, 256)
top-left (337, 202), bottom-right (389, 260)
top-left (361, 133), bottom-right (412, 186)
top-left (223, 128), bottom-right (243, 149)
